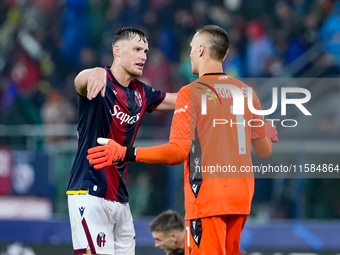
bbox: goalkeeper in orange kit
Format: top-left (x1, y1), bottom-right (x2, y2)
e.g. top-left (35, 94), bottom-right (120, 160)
top-left (87, 25), bottom-right (278, 255)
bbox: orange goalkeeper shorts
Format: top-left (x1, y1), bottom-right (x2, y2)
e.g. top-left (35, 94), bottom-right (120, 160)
top-left (184, 214), bottom-right (247, 255)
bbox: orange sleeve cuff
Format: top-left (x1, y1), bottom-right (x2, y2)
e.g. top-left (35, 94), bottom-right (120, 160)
top-left (136, 139), bottom-right (190, 165)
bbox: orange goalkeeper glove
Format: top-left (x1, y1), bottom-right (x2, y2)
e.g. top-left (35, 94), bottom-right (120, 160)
top-left (265, 121), bottom-right (278, 142)
top-left (87, 138), bottom-right (136, 169)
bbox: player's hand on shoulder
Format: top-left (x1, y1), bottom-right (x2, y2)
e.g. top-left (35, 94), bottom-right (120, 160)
top-left (265, 121), bottom-right (278, 142)
top-left (87, 138), bottom-right (127, 169)
top-left (87, 67), bottom-right (107, 100)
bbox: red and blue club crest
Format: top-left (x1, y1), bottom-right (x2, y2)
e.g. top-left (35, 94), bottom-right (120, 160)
top-left (134, 91), bottom-right (142, 107)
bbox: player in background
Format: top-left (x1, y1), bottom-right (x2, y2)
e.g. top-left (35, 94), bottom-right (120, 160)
top-left (87, 25), bottom-right (278, 254)
top-left (150, 210), bottom-right (248, 255)
top-left (67, 27), bottom-right (177, 255)
top-left (150, 210), bottom-right (185, 255)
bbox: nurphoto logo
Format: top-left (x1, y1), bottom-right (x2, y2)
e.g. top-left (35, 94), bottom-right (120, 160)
top-left (199, 83), bottom-right (312, 128)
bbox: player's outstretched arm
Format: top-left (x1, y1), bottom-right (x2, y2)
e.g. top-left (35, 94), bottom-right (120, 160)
top-left (87, 85), bottom-right (191, 168)
top-left (87, 137), bottom-right (190, 168)
top-left (155, 93), bottom-right (177, 111)
top-left (134, 139), bottom-right (190, 165)
top-left (74, 67), bottom-right (106, 100)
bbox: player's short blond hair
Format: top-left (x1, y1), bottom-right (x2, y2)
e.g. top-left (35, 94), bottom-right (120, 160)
top-left (197, 25), bottom-right (229, 61)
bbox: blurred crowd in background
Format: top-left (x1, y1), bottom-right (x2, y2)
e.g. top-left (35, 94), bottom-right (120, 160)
top-left (0, 0), bottom-right (339, 221)
top-left (0, 0), bottom-right (339, 130)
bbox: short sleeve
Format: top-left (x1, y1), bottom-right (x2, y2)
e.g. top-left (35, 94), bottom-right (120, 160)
top-left (142, 83), bottom-right (166, 113)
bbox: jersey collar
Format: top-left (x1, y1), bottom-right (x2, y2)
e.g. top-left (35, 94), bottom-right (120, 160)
top-left (105, 66), bottom-right (129, 91)
top-left (202, 72), bottom-right (226, 76)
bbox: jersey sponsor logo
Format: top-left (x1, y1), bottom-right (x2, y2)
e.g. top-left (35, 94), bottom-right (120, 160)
top-left (174, 105), bottom-right (188, 114)
top-left (79, 207), bottom-right (85, 217)
top-left (97, 232), bottom-right (106, 247)
top-left (110, 105), bottom-right (140, 125)
top-left (134, 91), bottom-right (142, 107)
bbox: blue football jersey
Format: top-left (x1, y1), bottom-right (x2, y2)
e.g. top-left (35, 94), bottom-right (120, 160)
top-left (67, 66), bottom-right (165, 201)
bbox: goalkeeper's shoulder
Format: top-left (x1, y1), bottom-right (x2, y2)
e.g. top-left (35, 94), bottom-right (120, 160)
top-left (178, 84), bottom-right (190, 95)
top-left (176, 85), bottom-right (191, 105)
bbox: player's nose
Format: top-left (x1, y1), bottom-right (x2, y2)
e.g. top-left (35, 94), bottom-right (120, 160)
top-left (139, 51), bottom-right (147, 61)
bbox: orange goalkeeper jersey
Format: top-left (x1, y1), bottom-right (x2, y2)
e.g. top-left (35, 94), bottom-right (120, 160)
top-left (171, 74), bottom-right (265, 219)
top-left (137, 73), bottom-right (266, 219)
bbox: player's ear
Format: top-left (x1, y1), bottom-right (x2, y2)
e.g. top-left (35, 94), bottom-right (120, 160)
top-left (199, 44), bottom-right (204, 57)
top-left (113, 45), bottom-right (120, 58)
top-left (170, 232), bottom-right (177, 242)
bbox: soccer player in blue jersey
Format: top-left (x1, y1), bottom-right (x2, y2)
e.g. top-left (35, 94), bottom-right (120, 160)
top-left (66, 27), bottom-right (177, 255)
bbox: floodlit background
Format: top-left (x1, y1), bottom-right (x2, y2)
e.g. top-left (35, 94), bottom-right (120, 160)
top-left (0, 0), bottom-right (339, 254)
